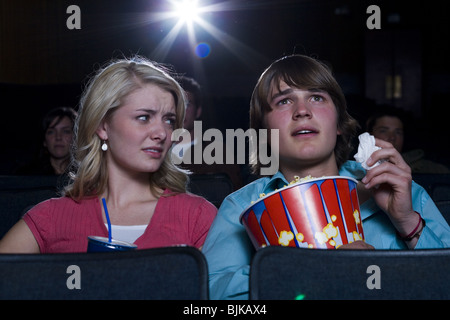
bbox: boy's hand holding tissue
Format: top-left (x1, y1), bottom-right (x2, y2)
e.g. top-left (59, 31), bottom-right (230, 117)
top-left (354, 133), bottom-right (421, 248)
top-left (354, 132), bottom-right (383, 170)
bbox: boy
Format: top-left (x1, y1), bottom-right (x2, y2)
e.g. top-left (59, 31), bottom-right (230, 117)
top-left (202, 54), bottom-right (450, 300)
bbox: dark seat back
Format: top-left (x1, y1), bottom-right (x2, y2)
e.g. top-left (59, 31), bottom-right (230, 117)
top-left (188, 173), bottom-right (234, 207)
top-left (412, 173), bottom-right (450, 201)
top-left (436, 201), bottom-right (450, 226)
top-left (0, 175), bottom-right (61, 239)
top-left (0, 246), bottom-right (209, 300)
top-left (250, 246), bottom-right (450, 300)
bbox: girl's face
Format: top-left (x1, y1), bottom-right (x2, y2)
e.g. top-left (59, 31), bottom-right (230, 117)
top-left (44, 116), bottom-right (74, 160)
top-left (97, 83), bottom-right (176, 176)
top-left (263, 80), bottom-right (340, 176)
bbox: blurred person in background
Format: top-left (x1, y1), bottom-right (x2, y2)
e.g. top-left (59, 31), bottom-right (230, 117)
top-left (15, 107), bottom-right (77, 175)
top-left (173, 75), bottom-right (243, 191)
top-left (366, 106), bottom-right (449, 174)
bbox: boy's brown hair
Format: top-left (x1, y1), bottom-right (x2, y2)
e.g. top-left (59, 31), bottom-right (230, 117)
top-left (249, 54), bottom-right (359, 175)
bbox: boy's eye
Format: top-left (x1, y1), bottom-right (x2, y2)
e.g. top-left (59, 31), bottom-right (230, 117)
top-left (311, 95), bottom-right (324, 102)
top-left (276, 98), bottom-right (290, 106)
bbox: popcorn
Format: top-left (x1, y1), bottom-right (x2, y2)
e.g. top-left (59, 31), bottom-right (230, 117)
top-left (323, 223), bottom-right (338, 239)
top-left (353, 231), bottom-right (362, 241)
top-left (315, 231), bottom-right (328, 244)
top-left (251, 175), bottom-right (316, 203)
top-left (291, 176), bottom-right (300, 184)
top-left (354, 132), bottom-right (382, 170)
top-left (353, 210), bottom-right (361, 224)
top-left (314, 223), bottom-right (339, 246)
top-left (290, 175), bottom-right (313, 184)
top-left (278, 230), bottom-right (294, 246)
top-left (296, 233), bottom-right (312, 248)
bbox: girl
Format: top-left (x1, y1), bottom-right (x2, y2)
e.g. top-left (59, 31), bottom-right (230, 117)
top-left (0, 57), bottom-right (216, 253)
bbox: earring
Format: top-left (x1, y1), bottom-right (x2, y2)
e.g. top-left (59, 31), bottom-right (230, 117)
top-left (101, 140), bottom-right (108, 151)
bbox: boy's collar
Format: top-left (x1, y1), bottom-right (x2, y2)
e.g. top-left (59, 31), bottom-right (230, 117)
top-left (263, 171), bottom-right (289, 194)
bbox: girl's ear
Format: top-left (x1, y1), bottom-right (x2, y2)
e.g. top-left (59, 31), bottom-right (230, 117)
top-left (96, 120), bottom-right (108, 141)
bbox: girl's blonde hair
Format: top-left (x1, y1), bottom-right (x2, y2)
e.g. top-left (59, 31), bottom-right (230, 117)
top-left (64, 56), bottom-right (187, 200)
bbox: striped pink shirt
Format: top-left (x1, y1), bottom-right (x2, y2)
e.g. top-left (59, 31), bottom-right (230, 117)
top-left (23, 189), bottom-right (217, 253)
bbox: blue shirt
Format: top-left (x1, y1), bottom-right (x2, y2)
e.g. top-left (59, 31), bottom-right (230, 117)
top-left (202, 160), bottom-right (450, 300)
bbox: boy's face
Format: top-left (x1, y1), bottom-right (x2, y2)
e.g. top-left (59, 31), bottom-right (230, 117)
top-left (263, 80), bottom-right (340, 175)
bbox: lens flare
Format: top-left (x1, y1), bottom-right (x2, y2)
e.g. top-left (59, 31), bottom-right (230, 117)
top-left (195, 42), bottom-right (211, 58)
top-left (173, 0), bottom-right (200, 23)
top-left (150, 0), bottom-right (268, 67)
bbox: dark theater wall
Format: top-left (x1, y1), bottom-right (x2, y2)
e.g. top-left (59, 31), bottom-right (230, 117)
top-left (1, 0), bottom-right (449, 173)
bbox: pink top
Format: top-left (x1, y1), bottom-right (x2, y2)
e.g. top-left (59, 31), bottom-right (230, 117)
top-left (23, 189), bottom-right (217, 253)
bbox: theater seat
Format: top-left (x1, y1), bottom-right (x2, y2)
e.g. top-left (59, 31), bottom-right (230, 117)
top-left (0, 175), bottom-right (61, 239)
top-left (187, 173), bottom-right (234, 207)
top-left (0, 246), bottom-right (209, 300)
top-left (250, 246), bottom-right (450, 300)
top-left (436, 201), bottom-right (450, 226)
top-left (413, 173), bottom-right (450, 201)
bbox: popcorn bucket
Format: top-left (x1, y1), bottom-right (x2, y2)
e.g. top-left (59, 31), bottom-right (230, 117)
top-left (240, 176), bottom-right (364, 249)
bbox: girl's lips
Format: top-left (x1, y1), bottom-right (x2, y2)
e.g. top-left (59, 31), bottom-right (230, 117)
top-left (142, 147), bottom-right (163, 157)
top-left (143, 145), bottom-right (163, 152)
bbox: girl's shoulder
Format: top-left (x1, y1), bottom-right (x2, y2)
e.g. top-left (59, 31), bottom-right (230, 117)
top-left (27, 196), bottom-right (98, 215)
top-left (162, 189), bottom-right (217, 211)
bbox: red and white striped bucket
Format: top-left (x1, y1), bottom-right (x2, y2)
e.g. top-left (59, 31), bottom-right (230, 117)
top-left (240, 176), bottom-right (364, 249)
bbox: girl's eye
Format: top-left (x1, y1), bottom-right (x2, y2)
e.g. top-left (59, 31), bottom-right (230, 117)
top-left (165, 118), bottom-right (176, 127)
top-left (137, 115), bottom-right (149, 121)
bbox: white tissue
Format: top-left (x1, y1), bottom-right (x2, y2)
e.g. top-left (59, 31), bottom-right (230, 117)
top-left (354, 132), bottom-right (382, 170)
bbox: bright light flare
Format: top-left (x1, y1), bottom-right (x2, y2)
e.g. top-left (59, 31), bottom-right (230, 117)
top-left (173, 0), bottom-right (201, 23)
top-left (151, 0), bottom-right (267, 67)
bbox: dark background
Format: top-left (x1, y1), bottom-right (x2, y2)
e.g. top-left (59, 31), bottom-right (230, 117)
top-left (1, 0), bottom-right (449, 174)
